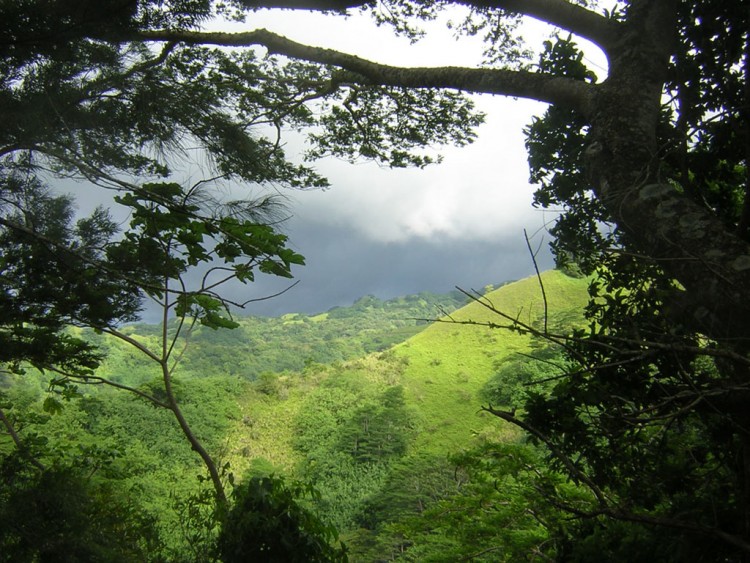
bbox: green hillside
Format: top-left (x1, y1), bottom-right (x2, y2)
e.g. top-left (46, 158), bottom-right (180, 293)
top-left (84, 289), bottom-right (468, 387)
top-left (230, 269), bottom-right (588, 465)
top-left (1, 270), bottom-right (590, 560)
top-left (393, 269), bottom-right (589, 454)
top-left (225, 269), bottom-right (590, 559)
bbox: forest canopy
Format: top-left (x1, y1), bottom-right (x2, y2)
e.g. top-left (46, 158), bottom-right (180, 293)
top-left (2, 0), bottom-right (750, 560)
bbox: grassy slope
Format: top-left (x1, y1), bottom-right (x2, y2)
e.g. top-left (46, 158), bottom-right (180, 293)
top-left (87, 291), bottom-right (466, 384)
top-left (391, 269), bottom-right (590, 456)
top-left (227, 270), bottom-right (590, 474)
top-left (5, 271), bottom-right (587, 557)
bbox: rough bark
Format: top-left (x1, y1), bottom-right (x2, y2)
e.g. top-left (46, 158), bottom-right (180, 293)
top-left (134, 28), bottom-right (594, 112)
top-left (238, 0), bottom-right (620, 51)
top-left (584, 0), bottom-right (750, 341)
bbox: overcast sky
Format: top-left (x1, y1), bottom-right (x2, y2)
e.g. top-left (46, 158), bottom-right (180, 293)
top-left (242, 91), bottom-right (558, 317)
top-left (227, 9), bottom-right (607, 317)
top-left (67, 8), bottom-right (607, 319)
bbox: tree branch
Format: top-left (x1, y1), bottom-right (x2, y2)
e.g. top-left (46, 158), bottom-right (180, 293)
top-left (483, 405), bottom-right (610, 506)
top-left (98, 325), bottom-right (162, 364)
top-left (458, 0), bottom-right (620, 53)
top-left (488, 406), bottom-right (750, 553)
top-left (525, 228), bottom-right (548, 334)
top-left (49, 371), bottom-right (170, 409)
top-left (236, 0), bottom-right (360, 10)
top-left (133, 28), bottom-right (595, 113)
top-left (0, 407), bottom-right (46, 471)
top-left (238, 0), bottom-right (620, 52)
top-left (429, 312), bottom-right (750, 368)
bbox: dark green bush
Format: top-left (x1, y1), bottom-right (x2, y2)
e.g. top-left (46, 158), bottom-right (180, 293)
top-left (218, 476), bottom-right (347, 563)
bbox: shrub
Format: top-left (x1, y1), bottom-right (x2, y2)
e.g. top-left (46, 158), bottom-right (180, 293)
top-left (218, 476), bottom-right (347, 563)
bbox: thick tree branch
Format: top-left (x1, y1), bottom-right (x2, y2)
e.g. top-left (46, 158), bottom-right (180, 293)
top-left (238, 0), bottom-right (619, 53)
top-left (597, 179), bottom-right (750, 342)
top-left (459, 0), bottom-right (619, 52)
top-left (134, 28), bottom-right (595, 113)
top-left (236, 0), bottom-right (361, 10)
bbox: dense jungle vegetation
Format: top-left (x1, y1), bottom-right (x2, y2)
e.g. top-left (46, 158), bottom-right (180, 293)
top-left (2, 0), bottom-right (750, 560)
top-left (2, 271), bottom-right (592, 560)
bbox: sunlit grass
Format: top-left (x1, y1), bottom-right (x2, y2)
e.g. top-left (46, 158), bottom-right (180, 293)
top-left (229, 270), bottom-right (589, 470)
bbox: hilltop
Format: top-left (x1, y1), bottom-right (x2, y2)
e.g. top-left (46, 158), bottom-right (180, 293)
top-left (229, 269), bottom-right (589, 466)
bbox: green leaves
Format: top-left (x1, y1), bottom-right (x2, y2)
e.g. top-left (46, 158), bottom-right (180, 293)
top-left (0, 177), bottom-right (139, 373)
top-left (176, 294), bottom-right (240, 330)
top-left (524, 35), bottom-right (607, 275)
top-left (0, 465), bottom-right (158, 562)
top-left (481, 347), bottom-right (566, 409)
top-left (310, 85), bottom-right (484, 168)
top-left (218, 475), bottom-right (348, 563)
top-left (511, 12), bottom-right (750, 557)
top-left (110, 182), bottom-right (304, 326)
top-left (42, 396), bottom-right (63, 415)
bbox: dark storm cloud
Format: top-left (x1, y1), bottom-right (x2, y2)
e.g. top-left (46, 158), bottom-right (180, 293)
top-left (239, 217), bottom-right (555, 317)
top-left (55, 87), bottom-right (555, 322)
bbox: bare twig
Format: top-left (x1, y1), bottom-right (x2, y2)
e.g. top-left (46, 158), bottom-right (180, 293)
top-left (524, 228), bottom-right (549, 334)
top-left (50, 371), bottom-right (170, 409)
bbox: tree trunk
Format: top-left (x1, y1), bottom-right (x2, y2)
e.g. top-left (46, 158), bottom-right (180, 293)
top-left (585, 0), bottom-right (750, 342)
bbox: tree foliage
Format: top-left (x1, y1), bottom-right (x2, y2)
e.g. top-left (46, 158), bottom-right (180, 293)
top-left (0, 179), bottom-right (139, 375)
top-left (0, 461), bottom-right (160, 562)
top-left (4, 0), bottom-right (750, 559)
top-left (218, 475), bottom-right (348, 563)
top-left (2, 0), bottom-right (340, 555)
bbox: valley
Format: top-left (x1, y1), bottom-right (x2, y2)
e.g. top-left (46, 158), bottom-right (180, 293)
top-left (1, 269), bottom-right (589, 560)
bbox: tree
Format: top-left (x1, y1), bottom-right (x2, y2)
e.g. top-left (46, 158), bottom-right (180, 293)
top-left (2, 0), bottom-right (317, 546)
top-left (0, 461), bottom-right (161, 561)
top-left (4, 0), bottom-right (750, 558)
top-left (113, 0), bottom-right (746, 338)
top-left (3, 0), bottom-right (467, 554)
top-left (0, 179), bottom-right (139, 378)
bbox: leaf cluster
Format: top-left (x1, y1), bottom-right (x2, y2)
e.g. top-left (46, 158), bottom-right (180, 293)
top-left (218, 475), bottom-right (348, 563)
top-left (310, 83), bottom-right (484, 168)
top-left (515, 11), bottom-right (750, 556)
top-left (481, 346), bottom-right (566, 409)
top-left (524, 35), bottom-right (608, 274)
top-left (0, 176), bottom-right (140, 374)
top-left (661, 0), bottom-right (749, 237)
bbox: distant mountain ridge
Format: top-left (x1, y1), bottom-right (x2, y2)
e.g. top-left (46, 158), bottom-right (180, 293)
top-left (85, 287), bottom-right (471, 383)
